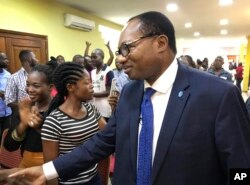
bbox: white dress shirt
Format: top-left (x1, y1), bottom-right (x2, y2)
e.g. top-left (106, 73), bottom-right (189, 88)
top-left (140, 59), bottom-right (178, 164)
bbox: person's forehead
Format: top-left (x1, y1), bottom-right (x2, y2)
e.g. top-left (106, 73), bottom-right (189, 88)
top-left (28, 71), bottom-right (46, 81)
top-left (30, 52), bottom-right (36, 58)
top-left (0, 52), bottom-right (7, 58)
top-left (118, 19), bottom-right (142, 45)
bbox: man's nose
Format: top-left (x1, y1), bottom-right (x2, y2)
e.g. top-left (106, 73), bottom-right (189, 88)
top-left (116, 55), bottom-right (127, 64)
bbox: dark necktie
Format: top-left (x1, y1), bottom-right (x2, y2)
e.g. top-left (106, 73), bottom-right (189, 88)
top-left (137, 88), bottom-right (156, 185)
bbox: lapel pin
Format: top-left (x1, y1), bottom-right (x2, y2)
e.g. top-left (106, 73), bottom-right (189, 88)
top-left (178, 91), bottom-right (183, 98)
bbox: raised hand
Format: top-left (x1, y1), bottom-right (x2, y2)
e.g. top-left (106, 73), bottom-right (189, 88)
top-left (28, 106), bottom-right (44, 128)
top-left (18, 98), bottom-right (43, 128)
top-left (105, 41), bottom-right (110, 48)
top-left (18, 98), bottom-right (33, 127)
top-left (85, 41), bottom-right (91, 47)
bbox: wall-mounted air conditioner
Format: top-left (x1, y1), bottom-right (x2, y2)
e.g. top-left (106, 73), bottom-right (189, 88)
top-left (64, 14), bottom-right (95, 32)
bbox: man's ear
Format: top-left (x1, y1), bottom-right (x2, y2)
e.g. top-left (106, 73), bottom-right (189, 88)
top-left (156, 35), bottom-right (168, 53)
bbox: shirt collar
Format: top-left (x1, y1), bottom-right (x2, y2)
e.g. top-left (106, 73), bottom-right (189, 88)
top-left (20, 67), bottom-right (28, 75)
top-left (144, 58), bottom-right (178, 94)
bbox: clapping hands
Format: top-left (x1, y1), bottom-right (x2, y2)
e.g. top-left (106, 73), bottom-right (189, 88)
top-left (18, 98), bottom-right (43, 128)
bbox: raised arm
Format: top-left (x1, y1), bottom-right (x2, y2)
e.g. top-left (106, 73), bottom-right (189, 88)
top-left (84, 41), bottom-right (91, 56)
top-left (105, 41), bottom-right (114, 66)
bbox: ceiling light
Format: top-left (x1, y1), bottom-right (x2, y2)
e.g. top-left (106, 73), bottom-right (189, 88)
top-left (185, 22), bottom-right (192, 28)
top-left (166, 3), bottom-right (178, 12)
top-left (219, 0), bottom-right (233, 6)
top-left (220, 29), bottom-right (228, 35)
top-left (220, 19), bottom-right (229, 25)
top-left (194, 32), bottom-right (200, 37)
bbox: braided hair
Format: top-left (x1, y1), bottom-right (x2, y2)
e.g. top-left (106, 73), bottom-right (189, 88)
top-left (46, 62), bottom-right (86, 116)
top-left (31, 62), bottom-right (57, 84)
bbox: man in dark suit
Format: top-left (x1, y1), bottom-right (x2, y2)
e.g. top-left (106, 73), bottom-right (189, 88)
top-left (3, 11), bottom-right (250, 185)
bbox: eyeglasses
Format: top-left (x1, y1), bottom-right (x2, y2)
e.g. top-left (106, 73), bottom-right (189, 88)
top-left (115, 32), bottom-right (161, 57)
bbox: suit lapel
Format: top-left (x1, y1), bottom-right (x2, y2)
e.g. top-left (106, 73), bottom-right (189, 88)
top-left (151, 64), bottom-right (190, 184)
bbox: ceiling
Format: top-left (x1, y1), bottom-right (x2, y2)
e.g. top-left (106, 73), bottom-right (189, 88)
top-left (56, 0), bottom-right (250, 39)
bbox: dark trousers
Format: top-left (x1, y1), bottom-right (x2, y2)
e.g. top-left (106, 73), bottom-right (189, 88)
top-left (236, 78), bottom-right (243, 93)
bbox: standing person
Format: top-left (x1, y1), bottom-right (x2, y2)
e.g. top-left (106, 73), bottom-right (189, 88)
top-left (72, 54), bottom-right (85, 67)
top-left (3, 63), bottom-right (55, 168)
top-left (208, 56), bottom-right (233, 82)
top-left (196, 59), bottom-right (205, 71)
top-left (56, 55), bottom-right (65, 65)
top-left (179, 55), bottom-right (196, 69)
top-left (91, 49), bottom-right (114, 121)
top-left (0, 52), bottom-right (11, 142)
top-left (3, 11), bottom-right (250, 185)
top-left (84, 55), bottom-right (94, 74)
top-left (4, 50), bottom-right (38, 128)
top-left (84, 41), bottom-right (114, 66)
top-left (0, 51), bottom-right (10, 71)
top-left (235, 62), bottom-right (244, 92)
top-left (5, 50), bottom-right (38, 106)
top-left (112, 57), bottom-right (130, 93)
top-left (202, 57), bottom-right (209, 71)
top-left (41, 62), bottom-right (106, 185)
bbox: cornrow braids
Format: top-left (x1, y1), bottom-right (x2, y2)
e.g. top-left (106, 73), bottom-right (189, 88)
top-left (31, 63), bottom-right (57, 84)
top-left (46, 62), bottom-right (86, 116)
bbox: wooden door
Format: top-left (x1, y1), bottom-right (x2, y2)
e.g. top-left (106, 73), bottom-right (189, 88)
top-left (0, 29), bottom-right (48, 73)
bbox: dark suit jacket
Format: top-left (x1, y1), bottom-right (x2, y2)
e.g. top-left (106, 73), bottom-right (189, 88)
top-left (53, 62), bottom-right (250, 185)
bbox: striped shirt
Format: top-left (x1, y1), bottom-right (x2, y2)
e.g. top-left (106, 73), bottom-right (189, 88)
top-left (5, 67), bottom-right (29, 105)
top-left (41, 103), bottom-right (101, 185)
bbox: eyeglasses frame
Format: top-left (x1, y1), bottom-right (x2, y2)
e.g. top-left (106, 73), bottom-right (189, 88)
top-left (115, 32), bottom-right (161, 57)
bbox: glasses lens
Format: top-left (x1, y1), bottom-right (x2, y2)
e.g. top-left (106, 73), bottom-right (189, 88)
top-left (115, 50), bottom-right (120, 56)
top-left (120, 44), bottom-right (129, 57)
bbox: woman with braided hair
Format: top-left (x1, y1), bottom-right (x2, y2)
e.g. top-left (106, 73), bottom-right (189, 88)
top-left (41, 62), bottom-right (106, 185)
top-left (3, 62), bottom-right (56, 168)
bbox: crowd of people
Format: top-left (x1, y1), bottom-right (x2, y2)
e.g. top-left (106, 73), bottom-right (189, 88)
top-left (0, 11), bottom-right (249, 185)
top-left (179, 54), bottom-right (245, 91)
top-left (0, 39), bottom-right (129, 185)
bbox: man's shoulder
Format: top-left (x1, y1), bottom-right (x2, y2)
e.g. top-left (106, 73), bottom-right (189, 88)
top-left (0, 69), bottom-right (10, 77)
top-left (102, 64), bottom-right (112, 71)
top-left (11, 68), bottom-right (24, 77)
